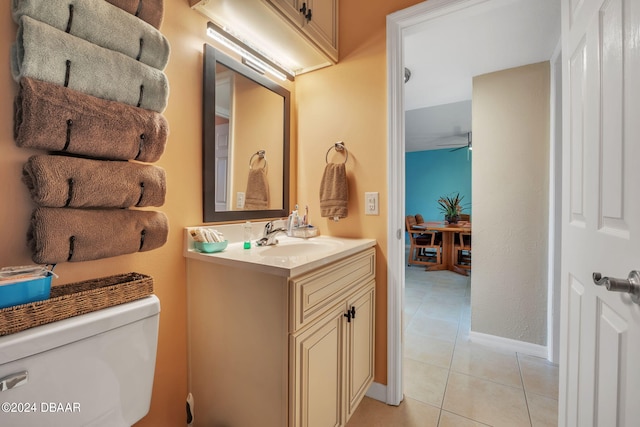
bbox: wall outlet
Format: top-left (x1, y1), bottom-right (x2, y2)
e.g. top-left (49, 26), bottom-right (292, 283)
top-left (365, 192), bottom-right (379, 215)
top-left (236, 192), bottom-right (245, 209)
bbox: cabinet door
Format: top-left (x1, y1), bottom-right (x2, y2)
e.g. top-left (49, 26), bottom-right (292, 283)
top-left (266, 0), bottom-right (338, 62)
top-left (290, 305), bottom-right (345, 427)
top-left (345, 282), bottom-right (375, 420)
top-left (302, 0), bottom-right (338, 61)
top-left (268, 0), bottom-right (304, 26)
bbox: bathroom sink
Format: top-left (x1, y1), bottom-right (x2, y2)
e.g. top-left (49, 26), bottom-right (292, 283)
top-left (255, 239), bottom-right (343, 257)
top-left (185, 225), bottom-right (376, 276)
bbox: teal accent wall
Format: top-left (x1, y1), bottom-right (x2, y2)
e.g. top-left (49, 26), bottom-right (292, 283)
top-left (405, 148), bottom-right (472, 222)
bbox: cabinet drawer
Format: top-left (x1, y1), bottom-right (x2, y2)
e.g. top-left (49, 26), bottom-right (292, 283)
top-left (290, 248), bottom-right (375, 332)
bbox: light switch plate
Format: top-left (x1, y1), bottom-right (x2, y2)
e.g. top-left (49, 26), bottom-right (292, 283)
top-left (236, 192), bottom-right (245, 209)
top-left (365, 192), bottom-right (379, 215)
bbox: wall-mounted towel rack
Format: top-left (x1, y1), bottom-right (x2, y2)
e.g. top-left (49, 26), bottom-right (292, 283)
top-left (325, 141), bottom-right (348, 164)
top-left (249, 150), bottom-right (267, 170)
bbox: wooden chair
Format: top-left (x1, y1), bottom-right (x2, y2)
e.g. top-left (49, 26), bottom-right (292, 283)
top-left (406, 215), bottom-right (441, 266)
top-left (453, 231), bottom-right (471, 270)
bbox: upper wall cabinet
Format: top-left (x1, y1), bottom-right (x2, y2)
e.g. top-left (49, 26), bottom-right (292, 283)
top-left (190, 0), bottom-right (339, 75)
top-left (266, 0), bottom-right (338, 63)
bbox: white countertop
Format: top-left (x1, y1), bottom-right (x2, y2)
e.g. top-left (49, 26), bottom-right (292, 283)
top-left (184, 226), bottom-right (376, 277)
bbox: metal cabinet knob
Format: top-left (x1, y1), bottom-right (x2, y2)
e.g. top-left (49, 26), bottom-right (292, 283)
top-left (592, 271), bottom-right (640, 304)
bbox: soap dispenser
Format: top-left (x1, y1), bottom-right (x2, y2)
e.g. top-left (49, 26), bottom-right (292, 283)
top-left (288, 206), bottom-right (299, 235)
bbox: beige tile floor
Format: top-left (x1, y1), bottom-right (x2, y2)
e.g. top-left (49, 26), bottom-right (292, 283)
top-left (348, 267), bottom-right (559, 427)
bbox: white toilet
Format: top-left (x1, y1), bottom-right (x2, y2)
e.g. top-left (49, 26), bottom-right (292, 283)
top-left (0, 295), bottom-right (160, 427)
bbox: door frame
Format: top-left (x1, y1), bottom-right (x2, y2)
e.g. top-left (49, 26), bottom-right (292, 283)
top-left (385, 0), bottom-right (562, 405)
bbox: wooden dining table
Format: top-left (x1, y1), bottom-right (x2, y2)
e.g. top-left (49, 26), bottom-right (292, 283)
top-left (414, 221), bottom-right (471, 275)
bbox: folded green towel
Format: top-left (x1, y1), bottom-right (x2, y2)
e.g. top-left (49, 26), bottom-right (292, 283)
top-left (23, 155), bottom-right (166, 209)
top-left (12, 0), bottom-right (170, 70)
top-left (15, 77), bottom-right (168, 162)
top-left (105, 0), bottom-right (164, 29)
top-left (28, 207), bottom-right (169, 264)
top-left (12, 16), bottom-right (169, 112)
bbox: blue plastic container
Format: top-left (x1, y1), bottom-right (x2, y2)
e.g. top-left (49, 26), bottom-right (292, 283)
top-left (0, 272), bottom-right (53, 309)
top-left (194, 240), bottom-right (228, 253)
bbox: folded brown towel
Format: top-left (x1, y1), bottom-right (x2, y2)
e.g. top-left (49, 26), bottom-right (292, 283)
top-left (28, 207), bottom-right (169, 264)
top-left (244, 168), bottom-right (270, 210)
top-left (319, 163), bottom-right (348, 219)
top-left (104, 0), bottom-right (164, 29)
top-left (15, 78), bottom-right (168, 162)
top-left (23, 155), bottom-right (166, 208)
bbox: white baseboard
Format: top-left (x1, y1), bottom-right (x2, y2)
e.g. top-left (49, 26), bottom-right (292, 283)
top-left (365, 381), bottom-right (389, 403)
top-left (469, 331), bottom-right (549, 359)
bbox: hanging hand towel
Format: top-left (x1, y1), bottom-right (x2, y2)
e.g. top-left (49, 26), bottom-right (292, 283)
top-left (104, 0), bottom-right (164, 29)
top-left (319, 163), bottom-right (348, 219)
top-left (244, 168), bottom-right (270, 210)
top-left (28, 207), bottom-right (169, 264)
top-left (14, 77), bottom-right (168, 162)
top-left (12, 0), bottom-right (170, 70)
top-left (23, 155), bottom-right (166, 209)
top-left (11, 16), bottom-right (169, 113)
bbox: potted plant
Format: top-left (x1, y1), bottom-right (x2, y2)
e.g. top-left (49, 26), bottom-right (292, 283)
top-left (437, 192), bottom-right (465, 224)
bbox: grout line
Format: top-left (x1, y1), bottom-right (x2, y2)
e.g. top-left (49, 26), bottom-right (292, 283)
top-left (439, 409), bottom-right (493, 427)
top-left (516, 352), bottom-right (535, 427)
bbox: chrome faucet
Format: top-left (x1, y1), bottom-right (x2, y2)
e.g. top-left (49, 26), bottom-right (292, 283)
top-left (257, 221), bottom-right (287, 246)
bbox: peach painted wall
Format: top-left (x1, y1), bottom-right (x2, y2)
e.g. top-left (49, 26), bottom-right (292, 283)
top-left (0, 2), bottom-right (209, 425)
top-left (296, 0), bottom-right (423, 384)
top-left (0, 2), bottom-right (422, 425)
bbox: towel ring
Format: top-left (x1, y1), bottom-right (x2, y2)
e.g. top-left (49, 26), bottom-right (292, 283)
top-left (249, 150), bottom-right (267, 170)
top-left (325, 141), bottom-right (349, 164)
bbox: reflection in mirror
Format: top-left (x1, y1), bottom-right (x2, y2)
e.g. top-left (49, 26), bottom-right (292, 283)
top-left (203, 44), bottom-right (290, 222)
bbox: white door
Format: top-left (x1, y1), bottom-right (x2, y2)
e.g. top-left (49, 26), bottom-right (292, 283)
top-left (215, 122), bottom-right (230, 211)
top-left (559, 0), bottom-right (640, 426)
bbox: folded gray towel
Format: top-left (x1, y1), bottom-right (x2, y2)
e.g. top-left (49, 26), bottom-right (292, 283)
top-left (28, 207), bottom-right (169, 264)
top-left (105, 0), bottom-right (164, 29)
top-left (11, 16), bottom-right (169, 112)
top-left (23, 155), bottom-right (166, 208)
top-left (15, 77), bottom-right (168, 162)
top-left (12, 0), bottom-right (170, 70)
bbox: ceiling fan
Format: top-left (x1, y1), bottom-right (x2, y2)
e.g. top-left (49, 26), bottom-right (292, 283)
top-left (442, 131), bottom-right (472, 152)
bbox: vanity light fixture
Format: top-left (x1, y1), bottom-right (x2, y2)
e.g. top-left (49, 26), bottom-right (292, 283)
top-left (206, 21), bottom-right (295, 82)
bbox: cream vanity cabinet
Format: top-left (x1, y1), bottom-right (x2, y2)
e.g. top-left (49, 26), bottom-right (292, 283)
top-left (265, 0), bottom-right (339, 62)
top-left (186, 245), bottom-right (375, 427)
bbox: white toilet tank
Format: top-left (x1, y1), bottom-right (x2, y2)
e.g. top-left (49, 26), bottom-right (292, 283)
top-left (0, 295), bottom-right (160, 427)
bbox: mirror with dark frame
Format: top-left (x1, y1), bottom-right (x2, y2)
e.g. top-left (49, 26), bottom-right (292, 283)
top-left (203, 44), bottom-right (290, 222)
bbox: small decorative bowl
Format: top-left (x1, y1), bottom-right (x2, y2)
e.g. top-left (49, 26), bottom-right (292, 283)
top-left (194, 240), bottom-right (228, 253)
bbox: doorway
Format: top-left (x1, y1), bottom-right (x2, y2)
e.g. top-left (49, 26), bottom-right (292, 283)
top-left (385, 0), bottom-right (562, 407)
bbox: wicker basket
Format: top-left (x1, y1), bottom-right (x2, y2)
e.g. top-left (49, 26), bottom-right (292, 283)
top-left (0, 272), bottom-right (153, 336)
